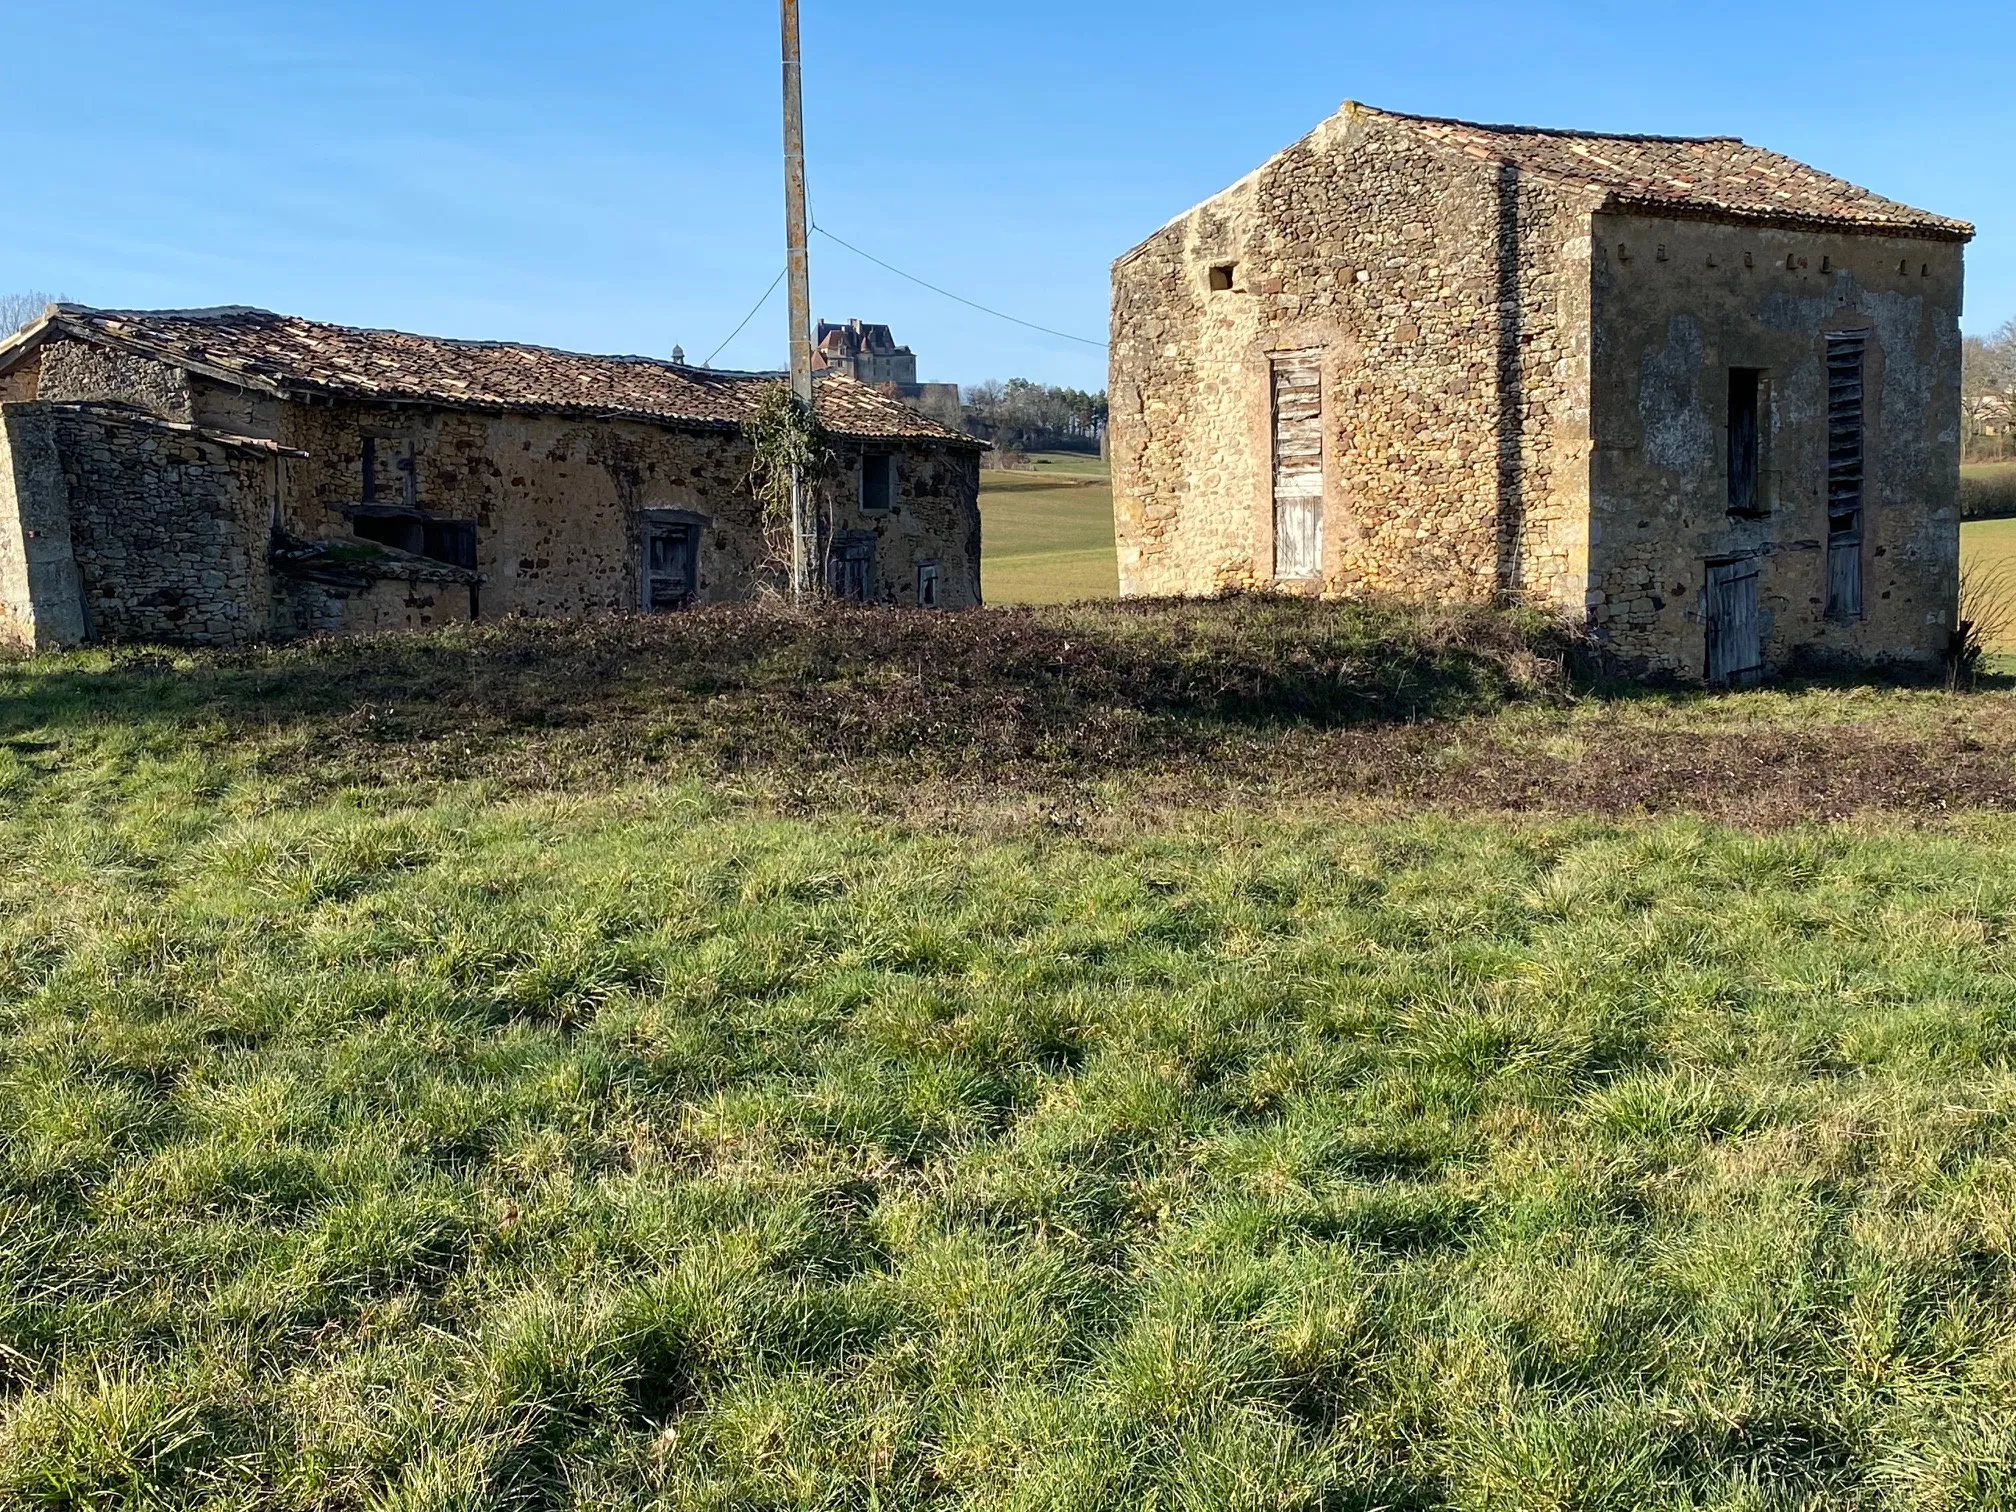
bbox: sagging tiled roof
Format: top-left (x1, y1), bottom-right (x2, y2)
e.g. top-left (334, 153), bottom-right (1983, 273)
top-left (42, 398), bottom-right (308, 456)
top-left (271, 532), bottom-right (479, 587)
top-left (1357, 104), bottom-right (1972, 242)
top-left (0, 305), bottom-right (981, 445)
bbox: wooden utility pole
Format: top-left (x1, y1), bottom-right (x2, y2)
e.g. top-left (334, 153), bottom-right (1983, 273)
top-left (780, 0), bottom-right (815, 601)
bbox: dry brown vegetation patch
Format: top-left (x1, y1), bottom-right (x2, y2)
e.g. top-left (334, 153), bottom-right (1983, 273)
top-left (5, 597), bottom-right (2013, 826)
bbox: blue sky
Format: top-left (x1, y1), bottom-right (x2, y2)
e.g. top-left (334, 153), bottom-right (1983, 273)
top-left (2, 1), bottom-right (2009, 392)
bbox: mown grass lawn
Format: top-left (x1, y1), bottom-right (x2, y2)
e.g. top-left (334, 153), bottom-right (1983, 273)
top-left (7, 605), bottom-right (2016, 1509)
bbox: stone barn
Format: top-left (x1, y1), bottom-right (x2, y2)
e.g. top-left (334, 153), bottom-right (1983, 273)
top-left (1109, 103), bottom-right (1973, 681)
top-left (0, 304), bottom-right (984, 649)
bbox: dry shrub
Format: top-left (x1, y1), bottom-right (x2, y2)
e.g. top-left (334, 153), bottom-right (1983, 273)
top-left (1946, 560), bottom-right (2016, 689)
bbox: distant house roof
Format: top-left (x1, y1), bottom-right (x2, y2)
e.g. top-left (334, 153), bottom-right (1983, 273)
top-left (1355, 104), bottom-right (1973, 241)
top-left (0, 305), bottom-right (980, 445)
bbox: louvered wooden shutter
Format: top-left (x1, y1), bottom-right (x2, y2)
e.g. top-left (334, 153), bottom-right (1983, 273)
top-left (1825, 333), bottom-right (1865, 620)
top-left (1270, 352), bottom-right (1323, 580)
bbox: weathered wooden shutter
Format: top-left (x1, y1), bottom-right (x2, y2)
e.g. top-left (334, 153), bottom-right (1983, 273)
top-left (1705, 557), bottom-right (1762, 685)
top-left (645, 523), bottom-right (697, 610)
top-left (1270, 351), bottom-right (1323, 580)
top-left (1727, 368), bottom-right (1761, 515)
top-left (1825, 333), bottom-right (1865, 620)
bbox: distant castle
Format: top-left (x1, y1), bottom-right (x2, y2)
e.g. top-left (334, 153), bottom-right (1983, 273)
top-left (813, 319), bottom-right (959, 410)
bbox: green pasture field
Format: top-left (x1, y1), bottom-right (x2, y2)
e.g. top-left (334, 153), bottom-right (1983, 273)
top-left (1963, 515), bottom-right (2016, 652)
top-left (8, 602), bottom-right (2016, 1509)
top-left (980, 452), bottom-right (1116, 605)
top-left (982, 458), bottom-right (2016, 617)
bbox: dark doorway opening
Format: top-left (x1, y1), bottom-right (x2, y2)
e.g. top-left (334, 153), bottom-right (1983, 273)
top-left (830, 531), bottom-right (875, 602)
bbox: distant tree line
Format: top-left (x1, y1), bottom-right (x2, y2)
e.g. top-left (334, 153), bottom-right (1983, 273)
top-left (1964, 318), bottom-right (2016, 462)
top-left (957, 379), bottom-right (1108, 455)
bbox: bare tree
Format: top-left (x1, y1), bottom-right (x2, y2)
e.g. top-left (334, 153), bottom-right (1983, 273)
top-left (1963, 318), bottom-right (2016, 461)
top-left (0, 290), bottom-right (65, 336)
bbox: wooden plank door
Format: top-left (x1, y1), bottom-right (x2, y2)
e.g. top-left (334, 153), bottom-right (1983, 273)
top-left (1705, 558), bottom-right (1762, 685)
top-left (1271, 351), bottom-right (1323, 580)
top-left (829, 531), bottom-right (874, 602)
top-left (645, 523), bottom-right (697, 610)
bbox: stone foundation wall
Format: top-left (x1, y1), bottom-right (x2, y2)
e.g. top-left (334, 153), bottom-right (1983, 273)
top-left (1109, 104), bottom-right (1592, 609)
top-left (275, 572), bottom-right (478, 638)
top-left (1589, 212), bottom-right (1963, 675)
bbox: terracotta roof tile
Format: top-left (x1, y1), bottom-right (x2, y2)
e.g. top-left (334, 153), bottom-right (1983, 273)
top-left (1357, 104), bottom-right (1972, 241)
top-left (11, 305), bottom-right (981, 445)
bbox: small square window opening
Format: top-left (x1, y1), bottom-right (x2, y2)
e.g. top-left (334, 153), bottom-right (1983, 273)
top-left (917, 561), bottom-right (939, 608)
top-left (1208, 264), bottom-right (1236, 292)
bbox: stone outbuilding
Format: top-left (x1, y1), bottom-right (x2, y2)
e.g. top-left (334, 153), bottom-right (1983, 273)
top-left (0, 304), bottom-right (985, 649)
top-left (1110, 103), bottom-right (1974, 681)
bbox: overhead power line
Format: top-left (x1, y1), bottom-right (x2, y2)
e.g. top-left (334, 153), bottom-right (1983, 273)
top-left (810, 221), bottom-right (1108, 350)
top-left (703, 267), bottom-right (787, 368)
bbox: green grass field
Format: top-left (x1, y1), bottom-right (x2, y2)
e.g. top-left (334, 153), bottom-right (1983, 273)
top-left (980, 451), bottom-right (1117, 605)
top-left (1962, 515), bottom-right (2016, 652)
top-left (984, 461), bottom-right (2016, 616)
top-left (10, 605), bottom-right (2016, 1508)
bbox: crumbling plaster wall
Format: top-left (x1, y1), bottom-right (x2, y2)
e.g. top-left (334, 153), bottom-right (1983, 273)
top-left (225, 383), bottom-right (980, 614)
top-left (831, 446), bottom-right (983, 606)
top-left (1, 351), bottom-right (42, 404)
top-left (0, 403), bottom-right (87, 648)
top-left (1109, 106), bottom-right (1592, 609)
top-left (1589, 212), bottom-right (1963, 675)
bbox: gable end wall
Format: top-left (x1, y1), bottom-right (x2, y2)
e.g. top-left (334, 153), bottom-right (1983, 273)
top-left (35, 339), bottom-right (196, 422)
top-left (1588, 212), bottom-right (1963, 675)
top-left (1110, 108), bottom-right (1594, 609)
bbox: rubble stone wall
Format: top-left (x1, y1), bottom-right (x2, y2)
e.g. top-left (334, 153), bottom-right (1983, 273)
top-left (46, 402), bottom-right (275, 644)
top-left (1108, 104), bottom-right (1593, 609)
top-left (36, 339), bottom-right (196, 423)
top-left (0, 403), bottom-right (87, 648)
top-left (274, 572), bottom-right (477, 639)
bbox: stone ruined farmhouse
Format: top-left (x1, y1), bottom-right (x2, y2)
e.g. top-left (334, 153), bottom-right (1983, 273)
top-left (1110, 102), bottom-right (1973, 681)
top-left (0, 305), bottom-right (985, 649)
